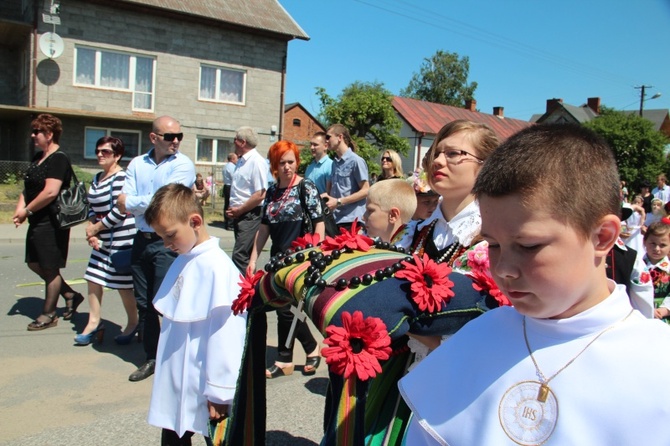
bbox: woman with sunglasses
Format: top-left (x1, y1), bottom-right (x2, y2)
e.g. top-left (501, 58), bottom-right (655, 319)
top-left (76, 136), bottom-right (138, 345)
top-left (13, 113), bottom-right (85, 331)
top-left (377, 149), bottom-right (404, 181)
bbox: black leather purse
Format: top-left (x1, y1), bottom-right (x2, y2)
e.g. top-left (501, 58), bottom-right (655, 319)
top-left (52, 153), bottom-right (90, 229)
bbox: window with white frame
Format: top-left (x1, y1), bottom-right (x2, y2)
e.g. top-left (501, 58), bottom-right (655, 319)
top-left (74, 46), bottom-right (155, 111)
top-left (84, 127), bottom-right (142, 160)
top-left (196, 137), bottom-right (235, 164)
top-left (199, 65), bottom-right (246, 104)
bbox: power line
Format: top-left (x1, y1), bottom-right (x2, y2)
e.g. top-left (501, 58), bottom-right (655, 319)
top-left (353, 0), bottom-right (638, 89)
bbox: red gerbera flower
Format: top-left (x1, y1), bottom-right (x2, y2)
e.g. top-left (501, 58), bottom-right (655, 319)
top-left (321, 311), bottom-right (392, 381)
top-left (469, 270), bottom-right (512, 307)
top-left (321, 218), bottom-right (374, 252)
top-left (394, 253), bottom-right (455, 313)
top-left (232, 270), bottom-right (265, 315)
top-left (291, 232), bottom-right (321, 250)
top-left (640, 271), bottom-right (651, 284)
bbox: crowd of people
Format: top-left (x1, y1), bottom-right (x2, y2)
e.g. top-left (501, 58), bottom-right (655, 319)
top-left (12, 114), bottom-right (670, 445)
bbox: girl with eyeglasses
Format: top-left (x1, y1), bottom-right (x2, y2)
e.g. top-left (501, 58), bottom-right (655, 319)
top-left (377, 149), bottom-right (404, 181)
top-left (409, 120), bottom-right (499, 265)
top-left (75, 136), bottom-right (138, 346)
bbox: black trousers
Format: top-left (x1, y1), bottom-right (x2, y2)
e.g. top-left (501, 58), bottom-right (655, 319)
top-left (223, 184), bottom-right (232, 228)
top-left (131, 232), bottom-right (177, 360)
top-left (276, 304), bottom-right (318, 363)
top-left (232, 207), bottom-right (262, 273)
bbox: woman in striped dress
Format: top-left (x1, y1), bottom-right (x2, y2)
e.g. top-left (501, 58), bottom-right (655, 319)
top-left (75, 136), bottom-right (138, 345)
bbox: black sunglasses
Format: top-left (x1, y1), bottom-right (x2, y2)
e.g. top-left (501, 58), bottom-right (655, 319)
top-left (381, 156), bottom-right (392, 162)
top-left (325, 134), bottom-right (334, 141)
top-left (156, 132), bottom-right (184, 142)
top-left (95, 148), bottom-right (115, 156)
top-left (31, 128), bottom-right (42, 135)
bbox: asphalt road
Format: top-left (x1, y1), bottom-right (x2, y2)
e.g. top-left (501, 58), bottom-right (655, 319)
top-left (0, 234), bottom-right (327, 445)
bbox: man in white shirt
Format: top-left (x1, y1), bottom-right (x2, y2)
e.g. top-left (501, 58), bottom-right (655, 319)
top-left (222, 152), bottom-right (238, 231)
top-left (652, 173), bottom-right (670, 204)
top-left (226, 127), bottom-right (268, 272)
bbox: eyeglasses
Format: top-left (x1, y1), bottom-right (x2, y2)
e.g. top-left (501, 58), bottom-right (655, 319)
top-left (381, 156), bottom-right (392, 162)
top-left (155, 132), bottom-right (183, 142)
top-left (31, 129), bottom-right (42, 135)
top-left (325, 134), bottom-right (335, 141)
top-left (95, 148), bottom-right (115, 156)
top-left (436, 149), bottom-right (484, 165)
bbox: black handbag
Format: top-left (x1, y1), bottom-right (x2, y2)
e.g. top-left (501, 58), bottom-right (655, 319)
top-left (52, 153), bottom-right (90, 229)
top-left (320, 197), bottom-right (340, 237)
top-left (298, 180), bottom-right (339, 237)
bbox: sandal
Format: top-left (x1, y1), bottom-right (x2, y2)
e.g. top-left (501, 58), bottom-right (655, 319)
top-left (63, 293), bottom-right (84, 320)
top-left (27, 312), bottom-right (58, 331)
top-left (303, 355), bottom-right (321, 376)
top-left (266, 363), bottom-right (294, 379)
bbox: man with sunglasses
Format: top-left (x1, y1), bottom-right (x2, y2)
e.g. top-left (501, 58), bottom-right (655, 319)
top-left (323, 123), bottom-right (369, 232)
top-left (226, 126), bottom-right (268, 272)
top-left (117, 115), bottom-right (195, 382)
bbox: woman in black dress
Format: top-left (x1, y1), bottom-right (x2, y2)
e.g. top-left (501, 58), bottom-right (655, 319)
top-left (13, 114), bottom-right (84, 331)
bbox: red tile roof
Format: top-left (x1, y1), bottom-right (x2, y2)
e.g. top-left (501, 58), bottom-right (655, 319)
top-left (392, 96), bottom-right (531, 140)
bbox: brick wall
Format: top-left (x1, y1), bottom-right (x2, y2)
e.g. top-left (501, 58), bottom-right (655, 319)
top-left (283, 106), bottom-right (325, 147)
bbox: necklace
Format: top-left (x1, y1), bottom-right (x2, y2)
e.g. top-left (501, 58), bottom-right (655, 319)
top-left (498, 309), bottom-right (634, 445)
top-left (267, 175), bottom-right (297, 219)
top-left (411, 220), bottom-right (463, 265)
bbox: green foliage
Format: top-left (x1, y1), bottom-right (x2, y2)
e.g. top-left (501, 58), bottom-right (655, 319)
top-left (2, 172), bottom-right (19, 185)
top-left (73, 166), bottom-right (94, 185)
top-left (316, 81), bottom-right (411, 174)
top-left (400, 50), bottom-right (477, 107)
top-left (584, 106), bottom-right (670, 191)
top-left (298, 143), bottom-right (311, 174)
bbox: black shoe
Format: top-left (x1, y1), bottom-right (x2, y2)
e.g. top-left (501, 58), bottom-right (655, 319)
top-left (129, 359), bottom-right (156, 382)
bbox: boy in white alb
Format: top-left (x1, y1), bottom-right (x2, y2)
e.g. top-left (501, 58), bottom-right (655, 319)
top-left (145, 184), bottom-right (247, 444)
top-left (399, 124), bottom-right (670, 445)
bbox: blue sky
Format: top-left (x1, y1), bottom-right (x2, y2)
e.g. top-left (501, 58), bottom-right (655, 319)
top-left (279, 0), bottom-right (670, 122)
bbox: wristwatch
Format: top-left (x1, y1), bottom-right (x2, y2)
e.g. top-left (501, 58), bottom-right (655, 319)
top-left (336, 199), bottom-right (342, 207)
top-left (25, 208), bottom-right (33, 216)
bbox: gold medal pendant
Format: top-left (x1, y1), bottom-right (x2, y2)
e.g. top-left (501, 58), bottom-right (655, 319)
top-left (499, 381), bottom-right (558, 445)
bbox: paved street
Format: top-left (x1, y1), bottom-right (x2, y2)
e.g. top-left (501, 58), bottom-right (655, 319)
top-left (0, 223), bottom-right (326, 445)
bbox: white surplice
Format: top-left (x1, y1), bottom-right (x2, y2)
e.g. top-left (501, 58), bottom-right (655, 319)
top-left (399, 283), bottom-right (670, 445)
top-left (147, 237), bottom-right (247, 437)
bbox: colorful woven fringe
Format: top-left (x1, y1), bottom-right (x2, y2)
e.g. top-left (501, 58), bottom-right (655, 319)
top-left (230, 246), bottom-right (492, 445)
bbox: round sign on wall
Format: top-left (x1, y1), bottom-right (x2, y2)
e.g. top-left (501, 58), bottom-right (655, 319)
top-left (39, 32), bottom-right (64, 59)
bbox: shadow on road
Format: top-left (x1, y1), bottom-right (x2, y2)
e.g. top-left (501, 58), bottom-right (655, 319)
top-left (7, 296), bottom-right (43, 319)
top-left (304, 377), bottom-right (328, 397)
top-left (266, 430), bottom-right (319, 446)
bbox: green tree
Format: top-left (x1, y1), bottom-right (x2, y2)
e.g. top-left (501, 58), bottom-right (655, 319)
top-left (316, 81), bottom-right (410, 175)
top-left (584, 106), bottom-right (669, 191)
top-left (400, 50), bottom-right (477, 107)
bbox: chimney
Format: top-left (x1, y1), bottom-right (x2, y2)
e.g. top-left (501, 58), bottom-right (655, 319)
top-left (546, 98), bottom-right (563, 114)
top-left (587, 97), bottom-right (601, 114)
top-left (493, 106), bottom-right (504, 118)
top-left (465, 99), bottom-right (477, 112)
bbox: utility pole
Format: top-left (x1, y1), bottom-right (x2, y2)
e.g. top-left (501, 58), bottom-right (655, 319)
top-left (635, 85), bottom-right (653, 116)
